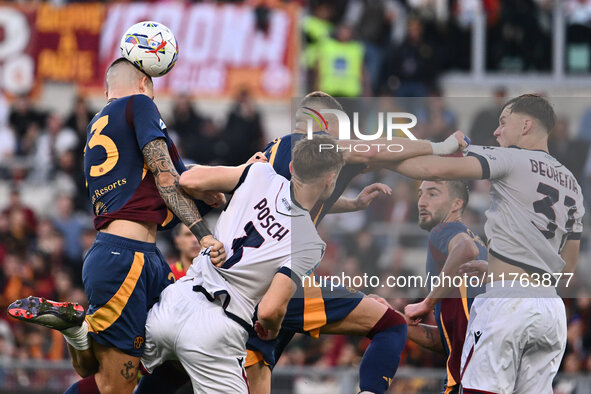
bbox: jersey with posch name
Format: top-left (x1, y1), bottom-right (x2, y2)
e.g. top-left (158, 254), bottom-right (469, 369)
top-left (465, 145), bottom-right (585, 274)
top-left (84, 94), bottom-right (208, 231)
top-left (263, 131), bottom-right (366, 226)
top-left (187, 163), bottom-right (325, 327)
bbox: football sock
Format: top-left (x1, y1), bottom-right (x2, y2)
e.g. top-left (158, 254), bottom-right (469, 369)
top-left (359, 308), bottom-right (407, 394)
top-left (64, 374), bottom-right (100, 394)
top-left (62, 321), bottom-right (90, 351)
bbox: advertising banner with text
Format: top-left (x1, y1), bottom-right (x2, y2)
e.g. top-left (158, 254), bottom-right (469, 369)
top-left (0, 2), bottom-right (299, 99)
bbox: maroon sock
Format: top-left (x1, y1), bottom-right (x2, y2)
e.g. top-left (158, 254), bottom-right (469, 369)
top-left (65, 374), bottom-right (100, 394)
top-left (367, 308), bottom-right (406, 339)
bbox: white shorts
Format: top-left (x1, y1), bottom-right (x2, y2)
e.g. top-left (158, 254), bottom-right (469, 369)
top-left (460, 282), bottom-right (566, 394)
top-left (142, 278), bottom-right (250, 394)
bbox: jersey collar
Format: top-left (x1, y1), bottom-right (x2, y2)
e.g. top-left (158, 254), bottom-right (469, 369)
top-left (275, 182), bottom-right (306, 217)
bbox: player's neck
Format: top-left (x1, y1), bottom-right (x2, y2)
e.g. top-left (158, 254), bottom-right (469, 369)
top-left (290, 180), bottom-right (323, 211)
top-left (106, 89), bottom-right (143, 102)
top-left (443, 212), bottom-right (461, 224)
top-left (180, 255), bottom-right (193, 270)
top-left (515, 134), bottom-right (549, 152)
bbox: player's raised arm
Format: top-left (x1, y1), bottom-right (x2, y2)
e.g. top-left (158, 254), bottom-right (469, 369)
top-left (405, 232), bottom-right (480, 324)
top-left (386, 155), bottom-right (483, 181)
top-left (342, 131), bottom-right (470, 164)
top-left (142, 138), bottom-right (225, 264)
top-left (179, 163), bottom-right (250, 195)
top-left (387, 143), bottom-right (520, 181)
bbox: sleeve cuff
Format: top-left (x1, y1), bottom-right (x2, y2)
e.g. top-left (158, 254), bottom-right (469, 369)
top-left (467, 152), bottom-right (491, 179)
top-left (277, 266), bottom-right (302, 284)
top-left (567, 232), bottom-right (582, 240)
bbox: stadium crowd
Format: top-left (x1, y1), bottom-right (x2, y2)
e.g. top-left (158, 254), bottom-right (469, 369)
top-left (0, 0), bottom-right (591, 392)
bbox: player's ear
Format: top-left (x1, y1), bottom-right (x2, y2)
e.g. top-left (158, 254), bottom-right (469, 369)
top-left (139, 76), bottom-right (147, 93)
top-left (104, 89), bottom-right (108, 100)
top-left (289, 162), bottom-right (293, 175)
top-left (522, 118), bottom-right (533, 135)
top-left (451, 198), bottom-right (463, 214)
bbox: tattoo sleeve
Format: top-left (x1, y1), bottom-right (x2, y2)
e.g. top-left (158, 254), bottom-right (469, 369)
top-left (418, 324), bottom-right (445, 354)
top-left (142, 138), bottom-right (210, 239)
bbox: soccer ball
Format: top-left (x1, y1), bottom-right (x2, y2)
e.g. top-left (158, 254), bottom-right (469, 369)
top-left (120, 21), bottom-right (178, 77)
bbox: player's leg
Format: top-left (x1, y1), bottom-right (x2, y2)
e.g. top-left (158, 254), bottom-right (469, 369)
top-left (512, 297), bottom-right (567, 394)
top-left (320, 296), bottom-right (407, 394)
top-left (245, 329), bottom-right (296, 394)
top-left (139, 279), bottom-right (194, 394)
top-left (244, 361), bottom-right (271, 394)
top-left (93, 341), bottom-right (141, 394)
top-left (7, 296), bottom-right (98, 377)
top-left (320, 296), bottom-right (387, 335)
top-left (81, 234), bottom-right (174, 393)
top-left (135, 361), bottom-right (190, 394)
top-left (67, 343), bottom-right (99, 378)
top-left (460, 295), bottom-right (521, 393)
top-left (175, 291), bottom-right (250, 394)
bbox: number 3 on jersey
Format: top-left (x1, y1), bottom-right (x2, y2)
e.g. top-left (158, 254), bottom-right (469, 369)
top-left (532, 182), bottom-right (577, 240)
top-left (222, 222), bottom-right (265, 269)
top-left (88, 115), bottom-right (119, 177)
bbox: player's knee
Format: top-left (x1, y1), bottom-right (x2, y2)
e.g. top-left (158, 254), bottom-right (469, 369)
top-left (72, 364), bottom-right (95, 379)
top-left (70, 350), bottom-right (99, 377)
top-left (366, 308), bottom-right (407, 340)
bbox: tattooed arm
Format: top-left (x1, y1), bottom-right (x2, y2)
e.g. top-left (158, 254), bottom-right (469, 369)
top-left (142, 138), bottom-right (226, 264)
top-left (406, 323), bottom-right (445, 354)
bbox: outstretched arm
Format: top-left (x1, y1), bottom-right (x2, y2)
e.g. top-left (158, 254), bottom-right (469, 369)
top-left (179, 164), bottom-right (249, 195)
top-left (385, 155), bottom-right (483, 181)
top-left (343, 131), bottom-right (469, 165)
top-left (142, 138), bottom-right (226, 264)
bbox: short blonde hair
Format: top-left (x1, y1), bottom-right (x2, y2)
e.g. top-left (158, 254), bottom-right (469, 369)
top-left (292, 135), bottom-right (344, 182)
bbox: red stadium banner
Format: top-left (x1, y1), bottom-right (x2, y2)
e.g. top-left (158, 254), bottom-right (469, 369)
top-left (0, 2), bottom-right (299, 99)
top-left (0, 3), bottom-right (105, 96)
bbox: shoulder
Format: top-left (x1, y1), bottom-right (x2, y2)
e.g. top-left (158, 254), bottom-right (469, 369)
top-left (429, 222), bottom-right (467, 242)
top-left (128, 94), bottom-right (159, 113)
top-left (250, 162), bottom-right (277, 178)
top-left (233, 163), bottom-right (278, 194)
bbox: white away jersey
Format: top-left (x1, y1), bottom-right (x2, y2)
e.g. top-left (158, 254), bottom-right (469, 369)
top-left (186, 163), bottom-right (325, 327)
top-left (465, 145), bottom-right (585, 274)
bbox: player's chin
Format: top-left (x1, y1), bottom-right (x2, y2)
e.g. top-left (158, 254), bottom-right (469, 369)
top-left (418, 217), bottom-right (433, 230)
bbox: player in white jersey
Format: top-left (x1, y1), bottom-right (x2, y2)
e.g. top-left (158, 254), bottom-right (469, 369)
top-left (140, 136), bottom-right (344, 393)
top-left (386, 94), bottom-right (584, 394)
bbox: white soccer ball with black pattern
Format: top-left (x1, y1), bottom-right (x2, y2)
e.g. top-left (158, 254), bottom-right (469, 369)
top-left (120, 21), bottom-right (178, 77)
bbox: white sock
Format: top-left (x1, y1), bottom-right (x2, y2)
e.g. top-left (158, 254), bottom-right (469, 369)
top-left (61, 321), bottom-right (90, 351)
